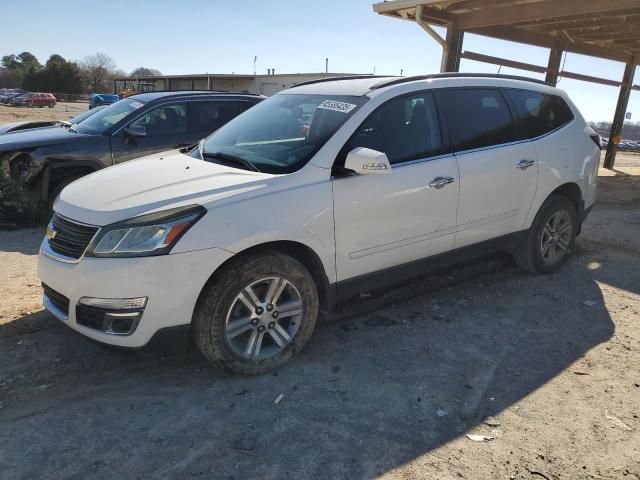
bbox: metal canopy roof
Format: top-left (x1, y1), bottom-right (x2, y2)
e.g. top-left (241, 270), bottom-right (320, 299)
top-left (373, 0), bottom-right (640, 63)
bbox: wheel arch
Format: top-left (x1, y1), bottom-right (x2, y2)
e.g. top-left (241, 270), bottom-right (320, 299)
top-left (548, 182), bottom-right (584, 223)
top-left (42, 159), bottom-right (102, 202)
top-left (196, 240), bottom-right (334, 315)
top-left (527, 181), bottom-right (585, 230)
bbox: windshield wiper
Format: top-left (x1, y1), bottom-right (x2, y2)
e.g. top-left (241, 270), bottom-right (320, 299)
top-left (68, 124), bottom-right (79, 133)
top-left (202, 151), bottom-right (261, 173)
top-left (178, 142), bottom-right (198, 154)
top-left (197, 139), bottom-right (205, 160)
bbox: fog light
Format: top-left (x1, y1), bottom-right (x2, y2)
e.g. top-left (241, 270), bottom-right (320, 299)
top-left (78, 297), bottom-right (147, 310)
top-left (104, 311), bottom-right (142, 335)
top-left (76, 297), bottom-right (147, 336)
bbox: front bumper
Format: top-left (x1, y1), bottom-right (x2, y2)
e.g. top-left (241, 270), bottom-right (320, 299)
top-left (37, 240), bottom-right (233, 347)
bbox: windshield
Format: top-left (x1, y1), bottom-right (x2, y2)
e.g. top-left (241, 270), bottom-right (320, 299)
top-left (199, 94), bottom-right (367, 174)
top-left (76, 98), bottom-right (146, 135)
top-left (69, 106), bottom-right (104, 125)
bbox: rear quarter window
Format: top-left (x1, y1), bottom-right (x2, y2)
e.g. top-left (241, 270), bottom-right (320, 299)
top-left (506, 89), bottom-right (574, 138)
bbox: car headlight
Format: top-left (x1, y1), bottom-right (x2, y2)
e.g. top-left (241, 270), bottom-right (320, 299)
top-left (86, 205), bottom-right (206, 258)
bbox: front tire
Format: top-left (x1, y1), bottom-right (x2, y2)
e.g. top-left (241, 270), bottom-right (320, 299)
top-left (47, 175), bottom-right (83, 218)
top-left (193, 252), bottom-right (319, 374)
top-left (513, 195), bottom-right (578, 274)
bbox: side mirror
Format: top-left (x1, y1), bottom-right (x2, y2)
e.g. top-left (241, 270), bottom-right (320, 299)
top-left (344, 147), bottom-right (391, 175)
top-left (125, 124), bottom-right (147, 139)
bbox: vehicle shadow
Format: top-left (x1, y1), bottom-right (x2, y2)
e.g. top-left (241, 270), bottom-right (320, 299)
top-left (0, 228), bottom-right (43, 254)
top-left (0, 245), bottom-right (621, 479)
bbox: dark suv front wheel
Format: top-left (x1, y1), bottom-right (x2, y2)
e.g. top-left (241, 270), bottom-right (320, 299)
top-left (513, 194), bottom-right (578, 274)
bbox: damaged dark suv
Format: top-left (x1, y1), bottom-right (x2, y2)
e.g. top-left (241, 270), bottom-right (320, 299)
top-left (0, 90), bottom-right (263, 225)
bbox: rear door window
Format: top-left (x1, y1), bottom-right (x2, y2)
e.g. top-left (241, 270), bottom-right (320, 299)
top-left (506, 89), bottom-right (574, 138)
top-left (346, 92), bottom-right (443, 164)
top-left (187, 100), bottom-right (254, 136)
top-left (130, 103), bottom-right (188, 137)
top-left (437, 89), bottom-right (518, 151)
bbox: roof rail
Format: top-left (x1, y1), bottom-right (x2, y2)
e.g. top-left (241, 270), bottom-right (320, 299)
top-left (129, 89), bottom-right (262, 96)
top-left (370, 73), bottom-right (550, 90)
top-left (293, 75), bottom-right (396, 88)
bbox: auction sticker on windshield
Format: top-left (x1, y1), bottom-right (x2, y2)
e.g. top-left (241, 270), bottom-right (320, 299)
top-left (130, 101), bottom-right (144, 109)
top-left (317, 100), bottom-right (357, 114)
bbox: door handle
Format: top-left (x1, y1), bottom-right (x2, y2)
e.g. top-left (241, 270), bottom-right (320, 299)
top-left (516, 159), bottom-right (535, 170)
top-left (428, 176), bottom-right (455, 189)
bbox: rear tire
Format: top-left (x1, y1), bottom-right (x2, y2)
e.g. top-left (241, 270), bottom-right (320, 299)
top-left (513, 194), bottom-right (578, 274)
top-left (193, 252), bottom-right (319, 374)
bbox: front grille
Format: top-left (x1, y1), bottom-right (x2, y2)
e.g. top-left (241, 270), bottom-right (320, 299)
top-left (42, 283), bottom-right (70, 316)
top-left (48, 213), bottom-right (99, 259)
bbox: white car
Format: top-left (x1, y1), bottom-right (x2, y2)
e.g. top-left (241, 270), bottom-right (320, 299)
top-left (38, 74), bottom-right (601, 373)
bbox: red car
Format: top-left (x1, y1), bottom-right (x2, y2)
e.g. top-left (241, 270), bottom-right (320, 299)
top-left (10, 92), bottom-right (57, 108)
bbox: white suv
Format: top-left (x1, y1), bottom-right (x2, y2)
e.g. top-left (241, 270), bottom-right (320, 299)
top-left (38, 74), bottom-right (601, 373)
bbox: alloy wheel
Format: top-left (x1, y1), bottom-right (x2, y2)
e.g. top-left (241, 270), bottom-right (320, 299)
top-left (540, 210), bottom-right (572, 264)
top-left (224, 276), bottom-right (303, 359)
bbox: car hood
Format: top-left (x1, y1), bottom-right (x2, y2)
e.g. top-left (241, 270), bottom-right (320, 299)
top-left (0, 121), bottom-right (30, 134)
top-left (0, 121), bottom-right (58, 135)
top-left (0, 125), bottom-right (90, 150)
top-left (55, 151), bottom-right (272, 226)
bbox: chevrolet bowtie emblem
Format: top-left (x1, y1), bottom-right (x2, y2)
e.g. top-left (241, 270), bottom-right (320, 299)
top-left (46, 224), bottom-right (57, 240)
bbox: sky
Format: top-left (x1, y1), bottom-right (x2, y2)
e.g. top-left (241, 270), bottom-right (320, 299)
top-left (1, 0), bottom-right (635, 122)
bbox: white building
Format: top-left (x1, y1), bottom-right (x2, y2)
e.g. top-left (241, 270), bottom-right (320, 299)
top-left (113, 72), bottom-right (362, 97)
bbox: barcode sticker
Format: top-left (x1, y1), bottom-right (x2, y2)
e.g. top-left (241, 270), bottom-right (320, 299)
top-left (317, 100), bottom-right (357, 114)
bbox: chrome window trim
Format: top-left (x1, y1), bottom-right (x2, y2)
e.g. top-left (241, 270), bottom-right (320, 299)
top-left (451, 116), bottom-right (575, 156)
top-left (391, 152), bottom-right (455, 168)
top-left (452, 138), bottom-right (531, 156)
top-left (525, 117), bottom-right (575, 142)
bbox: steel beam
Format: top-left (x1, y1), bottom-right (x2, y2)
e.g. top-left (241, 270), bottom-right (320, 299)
top-left (461, 51), bottom-right (547, 73)
top-left (416, 5), bottom-right (446, 47)
top-left (521, 14), bottom-right (640, 32)
top-left (442, 23), bottom-right (464, 72)
top-left (456, 0), bottom-right (640, 30)
top-left (471, 26), bottom-right (632, 63)
top-left (604, 58), bottom-right (637, 169)
top-left (545, 48), bottom-right (563, 86)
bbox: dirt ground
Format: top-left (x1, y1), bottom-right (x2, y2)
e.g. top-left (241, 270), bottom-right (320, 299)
top-left (0, 102), bottom-right (89, 125)
top-left (0, 152), bottom-right (638, 480)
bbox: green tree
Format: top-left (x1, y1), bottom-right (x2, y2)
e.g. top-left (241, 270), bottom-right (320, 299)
top-left (1, 51), bottom-right (42, 88)
top-left (22, 54), bottom-right (83, 93)
top-left (130, 67), bottom-right (162, 77)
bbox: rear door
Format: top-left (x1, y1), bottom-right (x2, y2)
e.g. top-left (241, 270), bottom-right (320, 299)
top-left (436, 88), bottom-right (538, 248)
top-left (333, 91), bottom-right (459, 281)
